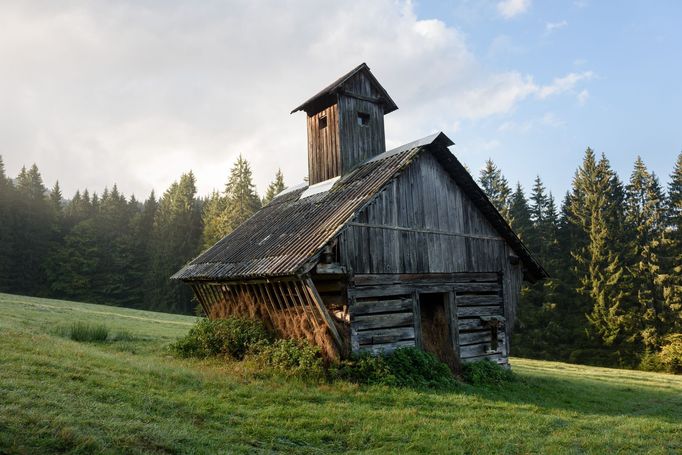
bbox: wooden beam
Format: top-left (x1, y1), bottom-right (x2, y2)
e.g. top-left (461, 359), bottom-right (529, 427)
top-left (304, 277), bottom-right (343, 352)
top-left (346, 222), bottom-right (504, 241)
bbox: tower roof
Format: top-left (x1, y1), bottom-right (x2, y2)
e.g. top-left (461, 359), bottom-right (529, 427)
top-left (291, 63), bottom-right (398, 116)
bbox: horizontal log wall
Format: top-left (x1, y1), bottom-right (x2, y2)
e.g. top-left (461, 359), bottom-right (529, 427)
top-left (348, 273), bottom-right (508, 365)
top-left (350, 293), bottom-right (417, 355)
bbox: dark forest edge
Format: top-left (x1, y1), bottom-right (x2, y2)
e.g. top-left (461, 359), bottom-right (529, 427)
top-left (0, 149), bottom-right (680, 372)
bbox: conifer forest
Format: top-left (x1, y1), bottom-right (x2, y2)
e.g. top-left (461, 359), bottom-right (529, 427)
top-left (0, 150), bottom-right (680, 371)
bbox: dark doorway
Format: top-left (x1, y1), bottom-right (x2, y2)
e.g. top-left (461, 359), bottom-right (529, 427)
top-left (418, 293), bottom-right (457, 371)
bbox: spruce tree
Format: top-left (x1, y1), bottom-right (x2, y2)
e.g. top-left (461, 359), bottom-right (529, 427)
top-left (10, 164), bottom-right (54, 295)
top-left (508, 183), bottom-right (532, 241)
top-left (262, 169), bottom-right (286, 205)
top-left (201, 190), bottom-right (228, 248)
top-left (0, 156), bottom-right (14, 291)
top-left (662, 152), bottom-right (682, 334)
top-left (624, 157), bottom-right (667, 350)
top-left (146, 172), bottom-right (202, 313)
top-left (479, 159), bottom-right (511, 220)
top-left (568, 149), bottom-right (631, 349)
top-left (222, 155), bottom-right (261, 232)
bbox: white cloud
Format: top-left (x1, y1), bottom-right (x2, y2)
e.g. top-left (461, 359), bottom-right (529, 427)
top-left (578, 89), bottom-right (590, 105)
top-left (545, 20), bottom-right (568, 33)
top-left (497, 0), bottom-right (531, 19)
top-left (537, 71), bottom-right (594, 99)
top-left (0, 0), bottom-right (587, 198)
top-left (498, 112), bottom-right (564, 134)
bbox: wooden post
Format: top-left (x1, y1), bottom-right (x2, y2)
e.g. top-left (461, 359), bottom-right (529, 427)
top-left (448, 291), bottom-right (460, 367)
top-left (411, 291), bottom-right (422, 349)
top-left (303, 277), bottom-right (343, 352)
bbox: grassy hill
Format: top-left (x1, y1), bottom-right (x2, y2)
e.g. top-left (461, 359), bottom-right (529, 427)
top-left (0, 293), bottom-right (680, 454)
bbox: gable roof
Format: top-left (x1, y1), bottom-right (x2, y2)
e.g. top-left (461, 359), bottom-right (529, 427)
top-left (291, 63), bottom-right (398, 116)
top-left (172, 133), bottom-right (548, 282)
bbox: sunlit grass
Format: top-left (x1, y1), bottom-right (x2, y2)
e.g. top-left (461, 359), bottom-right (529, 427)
top-left (0, 292), bottom-right (680, 454)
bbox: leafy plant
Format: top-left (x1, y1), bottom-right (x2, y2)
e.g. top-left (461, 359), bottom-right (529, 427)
top-left (171, 317), bottom-right (271, 360)
top-left (254, 339), bottom-right (325, 380)
top-left (461, 359), bottom-right (515, 386)
top-left (335, 348), bottom-right (457, 389)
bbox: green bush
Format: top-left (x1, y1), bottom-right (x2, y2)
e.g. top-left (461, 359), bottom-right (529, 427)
top-left (657, 334), bottom-right (682, 374)
top-left (461, 359), bottom-right (514, 386)
top-left (255, 339), bottom-right (326, 380)
top-left (335, 353), bottom-right (396, 386)
top-left (171, 317), bottom-right (271, 360)
top-left (57, 322), bottom-right (110, 343)
top-left (336, 348), bottom-right (457, 389)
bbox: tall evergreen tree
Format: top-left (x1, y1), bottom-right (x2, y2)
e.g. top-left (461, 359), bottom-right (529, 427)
top-left (624, 157), bottom-right (668, 350)
top-left (662, 152), bottom-right (682, 334)
top-left (202, 155), bottom-right (262, 248)
top-left (0, 156), bottom-right (14, 291)
top-left (262, 169), bottom-right (286, 205)
top-left (479, 159), bottom-right (511, 220)
top-left (146, 172), bottom-right (202, 313)
top-left (222, 155), bottom-right (261, 231)
top-left (10, 164), bottom-right (54, 295)
top-left (201, 190), bottom-right (228, 248)
top-left (508, 183), bottom-right (532, 241)
top-left (568, 149), bottom-right (631, 348)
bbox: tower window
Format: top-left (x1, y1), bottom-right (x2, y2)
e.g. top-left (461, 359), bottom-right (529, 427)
top-left (357, 112), bottom-right (370, 126)
top-left (318, 115), bottom-right (327, 129)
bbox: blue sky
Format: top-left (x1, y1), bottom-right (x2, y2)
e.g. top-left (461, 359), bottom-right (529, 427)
top-left (415, 0), bottom-right (682, 196)
top-left (0, 1), bottom-right (679, 200)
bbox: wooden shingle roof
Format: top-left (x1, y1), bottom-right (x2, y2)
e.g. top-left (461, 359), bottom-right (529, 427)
top-left (172, 133), bottom-right (548, 282)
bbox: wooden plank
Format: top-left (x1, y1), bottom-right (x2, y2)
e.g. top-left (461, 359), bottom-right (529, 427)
top-left (459, 341), bottom-right (506, 359)
top-left (304, 277), bottom-right (343, 352)
top-left (457, 305), bottom-right (504, 318)
top-left (460, 353), bottom-right (506, 364)
top-left (352, 272), bottom-right (500, 287)
top-left (357, 327), bottom-right (415, 345)
top-left (358, 340), bottom-right (415, 355)
top-left (352, 312), bottom-right (413, 331)
top-left (457, 318), bottom-right (484, 332)
top-left (456, 295), bottom-right (503, 306)
top-left (350, 285), bottom-right (413, 298)
top-left (458, 330), bottom-right (505, 346)
top-left (352, 298), bottom-right (413, 315)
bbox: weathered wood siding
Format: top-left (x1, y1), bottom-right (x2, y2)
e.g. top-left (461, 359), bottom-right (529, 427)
top-left (337, 96), bottom-right (385, 173)
top-left (347, 273), bottom-right (509, 364)
top-left (305, 70), bottom-right (387, 185)
top-left (339, 151), bottom-right (524, 358)
top-left (307, 104), bottom-right (341, 185)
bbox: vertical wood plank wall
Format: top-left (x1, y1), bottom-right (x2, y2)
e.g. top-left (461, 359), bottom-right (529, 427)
top-left (339, 151), bottom-right (524, 359)
top-left (306, 70), bottom-right (387, 185)
top-left (307, 104), bottom-right (340, 185)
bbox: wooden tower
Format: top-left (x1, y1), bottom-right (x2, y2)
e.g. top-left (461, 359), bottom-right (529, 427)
top-left (291, 63), bottom-right (398, 185)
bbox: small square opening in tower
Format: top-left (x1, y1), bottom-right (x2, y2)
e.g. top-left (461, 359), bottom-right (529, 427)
top-left (318, 115), bottom-right (328, 129)
top-left (357, 112), bottom-right (370, 126)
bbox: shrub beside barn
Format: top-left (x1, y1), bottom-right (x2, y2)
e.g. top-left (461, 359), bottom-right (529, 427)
top-left (172, 63), bottom-right (547, 369)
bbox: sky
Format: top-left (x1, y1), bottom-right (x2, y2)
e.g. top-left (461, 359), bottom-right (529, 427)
top-left (1, 0), bottom-right (680, 201)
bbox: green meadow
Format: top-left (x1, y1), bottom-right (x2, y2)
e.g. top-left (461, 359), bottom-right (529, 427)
top-left (0, 292), bottom-right (680, 454)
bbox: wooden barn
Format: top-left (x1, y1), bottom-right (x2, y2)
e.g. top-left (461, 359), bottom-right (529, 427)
top-left (172, 63), bottom-right (547, 367)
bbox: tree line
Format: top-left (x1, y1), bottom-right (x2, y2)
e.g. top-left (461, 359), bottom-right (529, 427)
top-left (483, 149), bottom-right (681, 370)
top-left (0, 148), bottom-right (680, 369)
top-left (0, 155), bottom-right (284, 314)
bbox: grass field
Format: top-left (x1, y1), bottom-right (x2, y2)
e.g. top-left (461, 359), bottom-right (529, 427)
top-left (0, 292), bottom-right (680, 454)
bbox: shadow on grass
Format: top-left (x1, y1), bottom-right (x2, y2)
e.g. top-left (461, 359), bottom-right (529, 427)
top-left (394, 368), bottom-right (682, 423)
